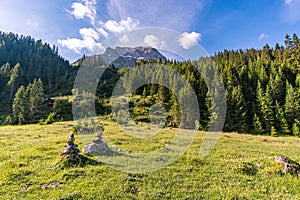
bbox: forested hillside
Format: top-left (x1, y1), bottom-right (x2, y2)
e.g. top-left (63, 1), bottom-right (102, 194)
top-left (0, 32), bottom-right (76, 122)
top-left (214, 33), bottom-right (300, 135)
top-left (0, 31), bottom-right (300, 137)
top-left (0, 32), bottom-right (75, 92)
top-left (112, 33), bottom-right (300, 136)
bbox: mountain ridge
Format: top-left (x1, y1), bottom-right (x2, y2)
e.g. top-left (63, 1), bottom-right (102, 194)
top-left (73, 46), bottom-right (167, 68)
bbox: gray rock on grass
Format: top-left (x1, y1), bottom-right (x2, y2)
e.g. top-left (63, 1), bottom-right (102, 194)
top-left (274, 155), bottom-right (300, 175)
top-left (82, 132), bottom-right (108, 155)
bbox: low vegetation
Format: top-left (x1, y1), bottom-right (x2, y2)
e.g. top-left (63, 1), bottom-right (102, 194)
top-left (1, 120), bottom-right (300, 199)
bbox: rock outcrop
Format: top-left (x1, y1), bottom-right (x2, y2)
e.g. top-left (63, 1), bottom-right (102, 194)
top-left (72, 46), bottom-right (167, 69)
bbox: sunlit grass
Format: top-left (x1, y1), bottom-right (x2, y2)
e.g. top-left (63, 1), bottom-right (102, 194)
top-left (0, 121), bottom-right (300, 199)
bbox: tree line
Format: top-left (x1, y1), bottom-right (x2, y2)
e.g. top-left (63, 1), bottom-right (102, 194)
top-left (0, 31), bottom-right (74, 94)
top-left (213, 33), bottom-right (300, 135)
top-left (1, 30), bottom-right (300, 136)
top-left (113, 34), bottom-right (300, 136)
top-left (0, 31), bottom-right (76, 124)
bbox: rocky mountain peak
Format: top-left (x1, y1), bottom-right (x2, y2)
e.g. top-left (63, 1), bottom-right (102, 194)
top-left (103, 46), bottom-right (167, 68)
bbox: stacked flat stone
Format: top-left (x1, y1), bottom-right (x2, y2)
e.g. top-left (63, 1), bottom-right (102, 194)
top-left (60, 134), bottom-right (80, 160)
top-left (94, 133), bottom-right (102, 143)
top-left (82, 132), bottom-right (108, 155)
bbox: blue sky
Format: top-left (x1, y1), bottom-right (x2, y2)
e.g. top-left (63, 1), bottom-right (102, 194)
top-left (0, 0), bottom-right (300, 62)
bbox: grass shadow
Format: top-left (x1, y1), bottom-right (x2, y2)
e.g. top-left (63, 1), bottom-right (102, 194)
top-left (56, 154), bottom-right (101, 169)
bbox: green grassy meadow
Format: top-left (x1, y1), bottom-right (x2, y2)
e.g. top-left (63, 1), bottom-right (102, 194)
top-left (0, 121), bottom-right (300, 199)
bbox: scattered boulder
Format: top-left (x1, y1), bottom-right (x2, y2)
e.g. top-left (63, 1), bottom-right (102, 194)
top-left (40, 182), bottom-right (60, 189)
top-left (21, 184), bottom-right (33, 191)
top-left (274, 155), bottom-right (300, 175)
top-left (82, 132), bottom-right (108, 155)
top-left (59, 134), bottom-right (80, 160)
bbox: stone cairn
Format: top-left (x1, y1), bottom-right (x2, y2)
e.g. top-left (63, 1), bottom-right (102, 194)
top-left (59, 134), bottom-right (80, 160)
top-left (82, 132), bottom-right (108, 155)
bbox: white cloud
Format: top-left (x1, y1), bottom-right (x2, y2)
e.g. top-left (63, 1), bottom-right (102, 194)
top-left (259, 33), bottom-right (269, 41)
top-left (58, 28), bottom-right (105, 54)
top-left (61, 1), bottom-right (141, 55)
top-left (143, 35), bottom-right (166, 49)
top-left (68, 0), bottom-right (96, 24)
top-left (103, 17), bottom-right (139, 34)
top-left (26, 19), bottom-right (39, 28)
top-left (106, 0), bottom-right (206, 31)
top-left (96, 27), bottom-right (109, 38)
top-left (285, 0), bottom-right (294, 5)
top-left (120, 34), bottom-right (130, 44)
top-left (282, 0), bottom-right (300, 23)
top-left (80, 28), bottom-right (100, 40)
top-left (178, 32), bottom-right (201, 49)
top-left (58, 38), bottom-right (87, 54)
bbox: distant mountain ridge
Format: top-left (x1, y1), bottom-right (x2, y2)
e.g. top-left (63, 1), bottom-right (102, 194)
top-left (73, 46), bottom-right (167, 68)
